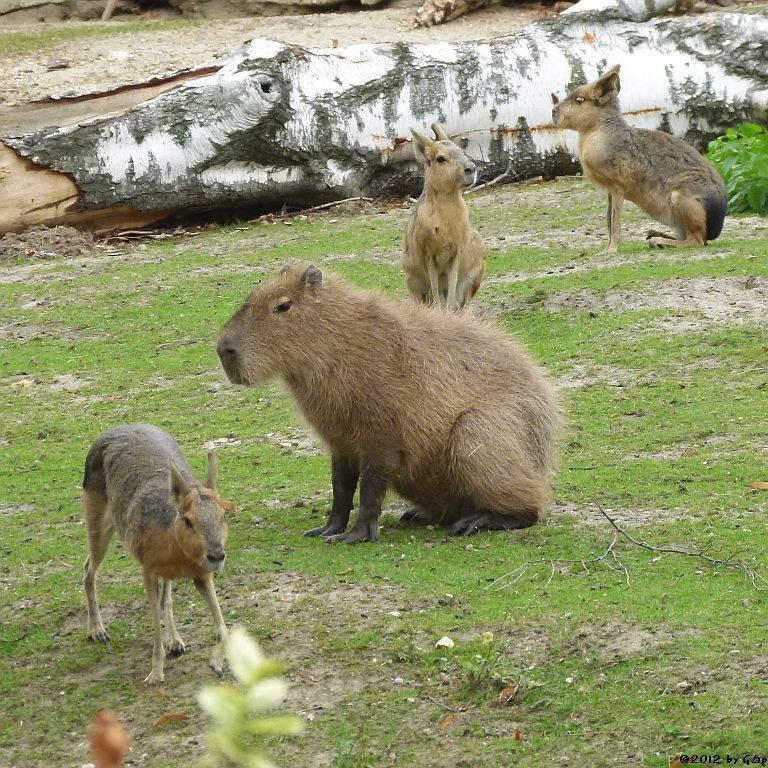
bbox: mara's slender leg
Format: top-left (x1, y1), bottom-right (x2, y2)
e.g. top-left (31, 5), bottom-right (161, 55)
top-left (143, 570), bottom-right (165, 684)
top-left (606, 190), bottom-right (624, 253)
top-left (193, 575), bottom-right (227, 676)
top-left (446, 256), bottom-right (460, 312)
top-left (160, 580), bottom-right (185, 657)
top-left (83, 490), bottom-right (113, 643)
top-left (428, 262), bottom-right (442, 308)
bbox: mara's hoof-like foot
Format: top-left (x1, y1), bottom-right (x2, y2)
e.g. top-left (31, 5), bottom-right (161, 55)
top-left (87, 628), bottom-right (110, 644)
top-left (448, 510), bottom-right (537, 536)
top-left (209, 656), bottom-right (225, 677)
top-left (646, 236), bottom-right (668, 249)
top-left (164, 638), bottom-right (186, 658)
top-left (325, 521), bottom-right (378, 544)
top-left (144, 668), bottom-right (165, 685)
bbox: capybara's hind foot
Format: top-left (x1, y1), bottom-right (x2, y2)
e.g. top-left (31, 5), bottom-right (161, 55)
top-left (399, 508), bottom-right (432, 526)
top-left (448, 510), bottom-right (538, 536)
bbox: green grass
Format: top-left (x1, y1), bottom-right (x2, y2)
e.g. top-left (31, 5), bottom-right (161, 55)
top-left (0, 19), bottom-right (203, 55)
top-left (1, 178), bottom-right (767, 767)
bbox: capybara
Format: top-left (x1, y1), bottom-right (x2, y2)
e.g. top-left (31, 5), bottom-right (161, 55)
top-left (217, 264), bottom-right (560, 544)
top-left (552, 64), bottom-right (727, 250)
top-left (82, 424), bottom-right (234, 683)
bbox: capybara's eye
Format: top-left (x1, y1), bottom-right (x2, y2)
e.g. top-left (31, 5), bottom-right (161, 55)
top-left (436, 156), bottom-right (447, 163)
top-left (273, 300), bottom-right (293, 314)
top-left (183, 516), bottom-right (194, 529)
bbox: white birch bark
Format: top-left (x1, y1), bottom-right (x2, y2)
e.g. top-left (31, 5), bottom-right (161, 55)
top-left (1, 11), bottom-right (766, 232)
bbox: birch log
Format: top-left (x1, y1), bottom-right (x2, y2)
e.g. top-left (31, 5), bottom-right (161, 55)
top-left (1, 11), bottom-right (767, 233)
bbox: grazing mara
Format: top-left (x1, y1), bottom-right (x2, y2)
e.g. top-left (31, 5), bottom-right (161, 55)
top-left (552, 64), bottom-right (727, 251)
top-left (217, 264), bottom-right (559, 544)
top-left (402, 123), bottom-right (486, 310)
top-left (82, 424), bottom-right (234, 684)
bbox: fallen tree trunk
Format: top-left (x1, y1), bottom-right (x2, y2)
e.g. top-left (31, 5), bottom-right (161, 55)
top-left (1, 11), bottom-right (766, 233)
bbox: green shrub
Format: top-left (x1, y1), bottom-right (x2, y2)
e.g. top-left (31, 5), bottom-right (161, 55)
top-left (707, 123), bottom-right (768, 214)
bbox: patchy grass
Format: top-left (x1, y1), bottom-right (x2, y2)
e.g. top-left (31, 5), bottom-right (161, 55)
top-left (1, 178), bottom-right (767, 767)
top-left (0, 19), bottom-right (202, 56)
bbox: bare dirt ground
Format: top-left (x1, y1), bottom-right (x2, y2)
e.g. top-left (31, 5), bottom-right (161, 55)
top-left (0, 2), bottom-right (553, 106)
top-left (2, 0), bottom-right (760, 106)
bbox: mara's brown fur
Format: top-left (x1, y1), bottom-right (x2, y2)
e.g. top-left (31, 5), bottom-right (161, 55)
top-left (82, 424), bottom-right (234, 684)
top-left (217, 264), bottom-right (560, 544)
top-left (551, 64), bottom-right (727, 251)
top-left (402, 123), bottom-right (486, 310)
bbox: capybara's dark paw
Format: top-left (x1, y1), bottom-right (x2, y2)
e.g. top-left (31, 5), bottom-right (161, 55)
top-left (449, 510), bottom-right (537, 534)
top-left (399, 508), bottom-right (432, 526)
top-left (448, 516), bottom-right (484, 536)
top-left (304, 520), bottom-right (347, 538)
top-left (325, 521), bottom-right (378, 544)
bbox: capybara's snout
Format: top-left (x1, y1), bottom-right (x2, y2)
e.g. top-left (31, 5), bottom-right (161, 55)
top-left (216, 334), bottom-right (243, 384)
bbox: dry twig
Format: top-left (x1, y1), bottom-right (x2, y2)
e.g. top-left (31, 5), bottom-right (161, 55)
top-left (487, 499), bottom-right (768, 592)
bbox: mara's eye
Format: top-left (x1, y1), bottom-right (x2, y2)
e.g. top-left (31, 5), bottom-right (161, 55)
top-left (183, 516), bottom-right (193, 529)
top-left (435, 156), bottom-right (448, 164)
top-left (273, 300), bottom-right (293, 314)
top-left (575, 96), bottom-right (585, 104)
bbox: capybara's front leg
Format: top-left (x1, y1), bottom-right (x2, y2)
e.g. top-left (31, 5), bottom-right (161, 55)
top-left (325, 459), bottom-right (388, 544)
top-left (305, 454), bottom-right (359, 537)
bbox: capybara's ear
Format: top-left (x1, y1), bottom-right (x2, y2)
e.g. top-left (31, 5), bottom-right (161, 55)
top-left (551, 92), bottom-right (560, 106)
top-left (303, 265), bottom-right (323, 291)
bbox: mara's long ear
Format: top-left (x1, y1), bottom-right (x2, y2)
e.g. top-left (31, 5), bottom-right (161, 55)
top-left (206, 451), bottom-right (218, 491)
top-left (591, 64), bottom-right (621, 104)
top-left (169, 463), bottom-right (191, 507)
top-left (411, 128), bottom-right (434, 165)
top-left (302, 264), bottom-right (323, 294)
top-left (431, 123), bottom-right (450, 141)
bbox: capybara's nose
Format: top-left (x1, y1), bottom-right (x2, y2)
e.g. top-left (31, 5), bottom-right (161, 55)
top-left (216, 339), bottom-right (237, 364)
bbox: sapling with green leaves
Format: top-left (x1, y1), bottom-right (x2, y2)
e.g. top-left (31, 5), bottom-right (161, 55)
top-left (198, 627), bottom-right (303, 768)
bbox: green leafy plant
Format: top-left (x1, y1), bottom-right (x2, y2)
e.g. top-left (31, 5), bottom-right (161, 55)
top-left (198, 628), bottom-right (303, 768)
top-left (707, 123), bottom-right (768, 214)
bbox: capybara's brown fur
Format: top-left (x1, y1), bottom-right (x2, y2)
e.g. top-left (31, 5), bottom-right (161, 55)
top-left (552, 64), bottom-right (727, 251)
top-left (82, 424), bottom-right (235, 683)
top-left (217, 264), bottom-right (560, 544)
top-left (402, 123), bottom-right (486, 310)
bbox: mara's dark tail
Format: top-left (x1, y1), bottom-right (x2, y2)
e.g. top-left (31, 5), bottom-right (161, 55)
top-left (83, 437), bottom-right (110, 494)
top-left (705, 193), bottom-right (727, 242)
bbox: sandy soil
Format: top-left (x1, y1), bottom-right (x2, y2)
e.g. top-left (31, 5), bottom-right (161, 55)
top-left (0, 2), bottom-right (554, 106)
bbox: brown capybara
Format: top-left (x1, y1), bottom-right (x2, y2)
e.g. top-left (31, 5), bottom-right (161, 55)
top-left (217, 264), bottom-right (560, 544)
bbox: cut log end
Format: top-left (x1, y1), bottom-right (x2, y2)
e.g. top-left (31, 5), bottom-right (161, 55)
top-left (0, 144), bottom-right (177, 234)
